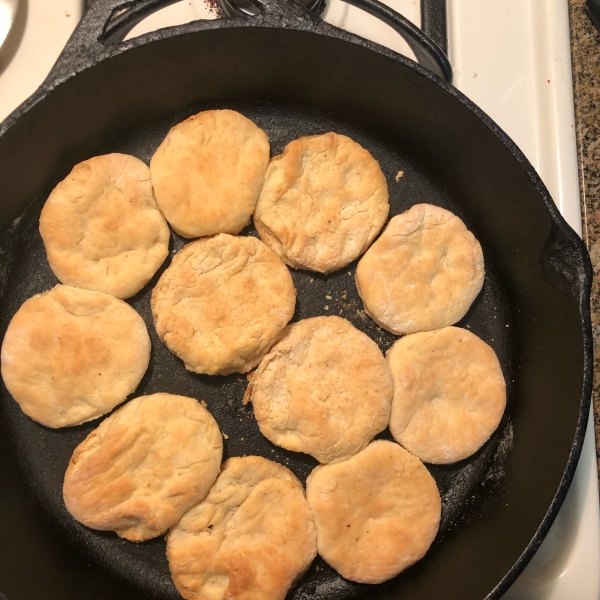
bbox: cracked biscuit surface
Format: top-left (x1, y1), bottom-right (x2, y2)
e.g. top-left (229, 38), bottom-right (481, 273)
top-left (245, 316), bottom-right (393, 463)
top-left (387, 326), bottom-right (506, 464)
top-left (39, 153), bottom-right (170, 299)
top-left (0, 285), bottom-right (150, 428)
top-left (63, 393), bottom-right (223, 542)
top-left (151, 234), bottom-right (296, 375)
top-left (355, 203), bottom-right (484, 334)
top-left (150, 109), bottom-right (270, 238)
top-left (306, 440), bottom-right (441, 584)
top-left (167, 456), bottom-right (317, 600)
top-left (254, 132), bottom-right (389, 273)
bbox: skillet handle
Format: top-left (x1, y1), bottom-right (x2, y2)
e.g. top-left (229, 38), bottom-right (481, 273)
top-left (45, 0), bottom-right (451, 87)
top-left (246, 0), bottom-right (452, 82)
top-left (339, 0), bottom-right (451, 81)
top-left (421, 0), bottom-right (447, 54)
top-left (44, 0), bottom-right (181, 86)
top-left (543, 222), bottom-right (594, 301)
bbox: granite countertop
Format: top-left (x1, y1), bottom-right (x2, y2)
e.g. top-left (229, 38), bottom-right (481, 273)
top-left (570, 0), bottom-right (600, 479)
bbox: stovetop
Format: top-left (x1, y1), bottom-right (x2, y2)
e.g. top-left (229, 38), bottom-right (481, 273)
top-left (0, 1), bottom-right (598, 599)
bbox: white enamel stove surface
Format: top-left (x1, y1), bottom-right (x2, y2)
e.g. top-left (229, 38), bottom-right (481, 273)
top-left (0, 1), bottom-right (598, 599)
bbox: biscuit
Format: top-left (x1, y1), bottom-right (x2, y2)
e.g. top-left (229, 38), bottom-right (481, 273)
top-left (167, 456), bottom-right (316, 600)
top-left (63, 393), bottom-right (223, 542)
top-left (355, 203), bottom-right (484, 334)
top-left (254, 132), bottom-right (389, 273)
top-left (39, 153), bottom-right (170, 299)
top-left (150, 109), bottom-right (270, 238)
top-left (0, 285), bottom-right (150, 428)
top-left (151, 234), bottom-right (296, 376)
top-left (387, 326), bottom-right (506, 464)
top-left (244, 316), bottom-right (393, 463)
top-left (306, 440), bottom-right (441, 584)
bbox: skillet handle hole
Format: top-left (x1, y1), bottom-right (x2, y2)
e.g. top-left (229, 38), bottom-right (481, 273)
top-left (102, 0), bottom-right (217, 46)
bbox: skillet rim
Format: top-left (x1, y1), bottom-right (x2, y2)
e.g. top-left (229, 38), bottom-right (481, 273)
top-left (0, 10), bottom-right (593, 600)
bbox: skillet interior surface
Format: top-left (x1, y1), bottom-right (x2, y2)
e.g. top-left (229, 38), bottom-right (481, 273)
top-left (0, 25), bottom-right (588, 600)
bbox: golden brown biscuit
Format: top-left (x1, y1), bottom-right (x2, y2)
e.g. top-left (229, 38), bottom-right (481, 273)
top-left (387, 326), bottom-right (506, 464)
top-left (63, 393), bottom-right (223, 542)
top-left (0, 285), bottom-right (150, 428)
top-left (306, 440), bottom-right (441, 584)
top-left (254, 132), bottom-right (389, 273)
top-left (39, 153), bottom-right (170, 299)
top-left (167, 456), bottom-right (316, 600)
top-left (355, 203), bottom-right (484, 334)
top-left (245, 316), bottom-right (393, 463)
top-left (150, 109), bottom-right (270, 238)
top-left (151, 234), bottom-right (296, 376)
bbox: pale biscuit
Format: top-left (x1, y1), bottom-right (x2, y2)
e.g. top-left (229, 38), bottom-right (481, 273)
top-left (254, 132), bottom-right (389, 273)
top-left (39, 153), bottom-right (170, 299)
top-left (151, 234), bottom-right (296, 376)
top-left (355, 203), bottom-right (484, 334)
top-left (244, 316), bottom-right (393, 463)
top-left (0, 285), bottom-right (150, 428)
top-left (387, 326), bottom-right (506, 464)
top-left (63, 393), bottom-right (223, 542)
top-left (306, 440), bottom-right (441, 584)
top-left (167, 456), bottom-right (316, 600)
top-left (150, 109), bottom-right (270, 238)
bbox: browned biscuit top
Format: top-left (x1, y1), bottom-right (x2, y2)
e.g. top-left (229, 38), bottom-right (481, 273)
top-left (245, 316), bottom-right (393, 463)
top-left (306, 440), bottom-right (441, 584)
top-left (39, 153), bottom-right (170, 299)
top-left (63, 393), bottom-right (223, 542)
top-left (387, 326), bottom-right (506, 464)
top-left (167, 456), bottom-right (316, 600)
top-left (151, 234), bottom-right (296, 376)
top-left (355, 203), bottom-right (484, 334)
top-left (150, 109), bottom-right (270, 238)
top-left (254, 132), bottom-right (389, 273)
top-left (0, 284), bottom-right (150, 428)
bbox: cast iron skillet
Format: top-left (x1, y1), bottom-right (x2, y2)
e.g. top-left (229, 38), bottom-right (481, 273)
top-left (0, 0), bottom-right (593, 599)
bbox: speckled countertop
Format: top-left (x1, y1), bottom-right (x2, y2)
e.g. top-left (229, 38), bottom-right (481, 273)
top-left (569, 0), bottom-right (600, 478)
